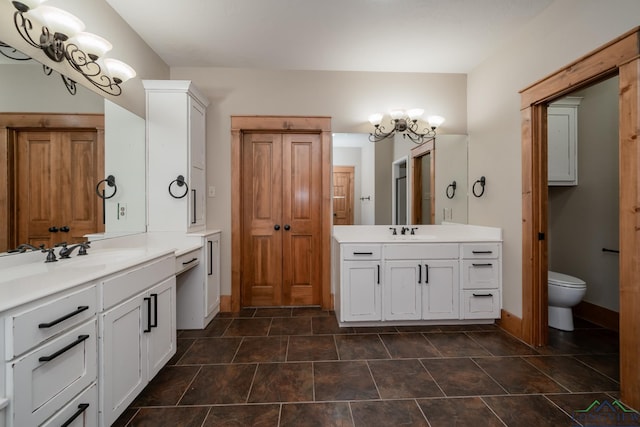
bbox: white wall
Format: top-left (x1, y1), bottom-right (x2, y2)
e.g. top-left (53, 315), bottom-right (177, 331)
top-left (467, 0), bottom-right (640, 317)
top-left (169, 67), bottom-right (467, 297)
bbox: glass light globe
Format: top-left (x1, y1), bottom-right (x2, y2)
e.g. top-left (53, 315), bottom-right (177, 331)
top-left (28, 5), bottom-right (85, 38)
top-left (103, 58), bottom-right (136, 83)
top-left (70, 32), bottom-right (112, 59)
top-left (407, 108), bottom-right (424, 121)
top-left (368, 113), bottom-right (383, 126)
top-left (389, 110), bottom-right (404, 120)
top-left (427, 115), bottom-right (445, 129)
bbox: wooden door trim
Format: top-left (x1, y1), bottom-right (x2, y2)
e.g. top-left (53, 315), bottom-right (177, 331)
top-left (0, 113), bottom-right (104, 252)
top-left (231, 116), bottom-right (332, 312)
top-left (332, 165), bottom-right (354, 225)
top-left (410, 140), bottom-right (435, 224)
top-left (519, 27), bottom-right (640, 408)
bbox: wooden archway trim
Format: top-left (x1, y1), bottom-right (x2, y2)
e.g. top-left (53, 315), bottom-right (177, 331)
top-left (230, 116), bottom-right (332, 312)
top-left (519, 27), bottom-right (640, 408)
top-left (0, 113), bottom-right (105, 252)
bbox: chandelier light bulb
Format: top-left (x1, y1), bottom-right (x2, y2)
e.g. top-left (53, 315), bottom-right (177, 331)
top-left (389, 110), bottom-right (405, 120)
top-left (427, 115), bottom-right (445, 129)
top-left (70, 32), bottom-right (112, 59)
top-left (407, 108), bottom-right (424, 121)
top-left (28, 5), bottom-right (85, 38)
top-left (368, 113), bottom-right (383, 126)
top-left (103, 58), bottom-right (136, 83)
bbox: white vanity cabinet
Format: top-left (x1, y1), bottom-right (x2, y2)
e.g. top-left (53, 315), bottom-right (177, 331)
top-left (145, 80), bottom-right (210, 233)
top-left (460, 243), bottom-right (502, 319)
top-left (2, 285), bottom-right (99, 427)
top-left (340, 245), bottom-right (382, 322)
top-left (99, 255), bottom-right (176, 427)
top-left (176, 231), bottom-right (221, 329)
top-left (384, 244), bottom-right (459, 321)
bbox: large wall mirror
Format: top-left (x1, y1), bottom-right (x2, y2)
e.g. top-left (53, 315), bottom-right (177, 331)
top-left (0, 48), bottom-right (146, 255)
top-left (332, 133), bottom-right (468, 226)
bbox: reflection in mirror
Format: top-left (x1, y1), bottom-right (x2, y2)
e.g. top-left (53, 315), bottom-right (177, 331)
top-left (0, 49), bottom-right (146, 255)
top-left (333, 133), bottom-right (468, 226)
top-left (392, 157), bottom-right (408, 225)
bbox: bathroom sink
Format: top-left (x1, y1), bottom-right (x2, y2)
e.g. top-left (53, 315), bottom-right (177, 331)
top-left (57, 248), bottom-right (148, 268)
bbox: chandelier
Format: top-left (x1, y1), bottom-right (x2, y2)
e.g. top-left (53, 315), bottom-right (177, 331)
top-left (368, 109), bottom-right (445, 144)
top-left (7, 0), bottom-right (136, 96)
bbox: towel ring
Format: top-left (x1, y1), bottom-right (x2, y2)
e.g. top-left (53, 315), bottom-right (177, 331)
top-left (96, 175), bottom-right (117, 199)
top-left (472, 176), bottom-right (486, 198)
top-left (446, 181), bottom-right (457, 199)
top-left (169, 175), bottom-right (189, 199)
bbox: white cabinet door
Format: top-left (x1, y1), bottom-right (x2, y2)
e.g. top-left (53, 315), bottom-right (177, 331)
top-left (206, 233), bottom-right (221, 317)
top-left (147, 277), bottom-right (177, 378)
top-left (422, 260), bottom-right (459, 320)
top-left (189, 97), bottom-right (206, 170)
top-left (100, 296), bottom-right (146, 427)
top-left (342, 261), bottom-right (382, 321)
top-left (384, 260), bottom-right (421, 320)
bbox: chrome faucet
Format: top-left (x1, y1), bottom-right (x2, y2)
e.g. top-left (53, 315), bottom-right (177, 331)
top-left (401, 226), bottom-right (410, 235)
top-left (59, 242), bottom-right (91, 259)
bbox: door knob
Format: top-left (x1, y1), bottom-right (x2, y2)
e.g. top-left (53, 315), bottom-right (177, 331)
top-left (48, 226), bottom-right (59, 232)
top-left (274, 224), bottom-right (281, 231)
top-left (284, 224), bottom-right (291, 231)
top-left (60, 226), bottom-right (70, 232)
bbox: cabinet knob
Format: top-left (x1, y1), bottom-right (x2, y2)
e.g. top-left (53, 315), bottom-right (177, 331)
top-left (274, 224), bottom-right (281, 231)
top-left (284, 224), bottom-right (291, 231)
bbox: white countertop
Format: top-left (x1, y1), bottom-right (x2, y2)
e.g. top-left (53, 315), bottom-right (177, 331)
top-left (332, 224), bottom-right (502, 243)
top-left (0, 229), bottom-right (222, 313)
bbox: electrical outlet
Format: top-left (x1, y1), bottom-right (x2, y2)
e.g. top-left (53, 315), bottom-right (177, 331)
top-left (118, 203), bottom-right (127, 220)
top-left (208, 186), bottom-right (216, 197)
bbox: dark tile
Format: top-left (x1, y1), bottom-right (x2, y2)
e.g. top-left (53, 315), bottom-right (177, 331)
top-left (536, 328), bottom-right (589, 355)
top-left (312, 316), bottom-right (354, 335)
top-left (248, 362), bottom-right (314, 403)
top-left (379, 333), bottom-right (440, 358)
top-left (254, 307), bottom-right (293, 317)
top-left (127, 406), bottom-right (209, 427)
top-left (564, 328), bottom-right (620, 354)
top-left (417, 397), bottom-right (504, 427)
top-left (177, 337), bottom-right (242, 364)
top-left (525, 355), bottom-right (620, 392)
top-left (421, 358), bottom-right (505, 396)
top-left (112, 408), bottom-right (138, 427)
top-left (474, 356), bottom-right (567, 394)
top-left (180, 364), bottom-right (257, 404)
top-left (233, 336), bottom-right (288, 363)
top-left (467, 331), bottom-right (539, 356)
top-left (167, 338), bottom-right (195, 365)
top-left (426, 332), bottom-right (492, 357)
top-left (132, 366), bottom-right (200, 407)
top-left (545, 392), bottom-right (620, 425)
top-left (573, 317), bottom-right (605, 329)
top-left (438, 323), bottom-right (497, 332)
top-left (314, 361), bottom-right (379, 401)
top-left (335, 334), bottom-right (389, 360)
top-left (368, 359), bottom-right (442, 399)
top-left (203, 404), bottom-right (280, 427)
top-left (224, 318), bottom-right (272, 336)
top-left (575, 354), bottom-right (620, 381)
top-left (350, 400), bottom-right (429, 427)
top-left (292, 307), bottom-right (331, 317)
top-left (216, 308), bottom-right (257, 318)
top-left (269, 317), bottom-right (312, 335)
top-left (482, 395), bottom-right (573, 427)
top-left (287, 335), bottom-right (338, 361)
top-left (352, 326), bottom-right (399, 334)
top-left (280, 402), bottom-right (353, 427)
top-left (179, 318), bottom-right (232, 338)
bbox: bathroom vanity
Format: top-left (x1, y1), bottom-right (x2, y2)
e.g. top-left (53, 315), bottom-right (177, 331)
top-left (332, 224), bottom-right (502, 326)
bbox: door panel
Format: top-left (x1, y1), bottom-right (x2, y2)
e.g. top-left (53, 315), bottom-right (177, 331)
top-left (332, 166), bottom-right (354, 225)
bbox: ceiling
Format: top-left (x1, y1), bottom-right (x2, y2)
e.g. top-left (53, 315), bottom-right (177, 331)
top-left (105, 0), bottom-right (555, 74)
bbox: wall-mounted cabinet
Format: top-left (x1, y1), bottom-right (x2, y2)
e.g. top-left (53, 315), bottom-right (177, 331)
top-left (145, 80), bottom-right (209, 232)
top-left (548, 97), bottom-right (582, 186)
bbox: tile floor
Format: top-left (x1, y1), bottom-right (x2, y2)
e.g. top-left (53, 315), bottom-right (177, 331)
top-left (114, 308), bottom-right (638, 427)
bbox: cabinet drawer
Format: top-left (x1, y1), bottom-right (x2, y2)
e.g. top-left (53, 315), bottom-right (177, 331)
top-left (462, 290), bottom-right (501, 319)
top-left (9, 285), bottom-right (97, 358)
top-left (12, 320), bottom-right (97, 427)
top-left (101, 255), bottom-right (174, 310)
top-left (41, 383), bottom-right (97, 427)
top-left (342, 244), bottom-right (381, 260)
top-left (461, 243), bottom-right (500, 259)
top-left (384, 243), bottom-right (458, 260)
top-left (461, 260), bottom-right (500, 289)
top-left (175, 249), bottom-right (201, 275)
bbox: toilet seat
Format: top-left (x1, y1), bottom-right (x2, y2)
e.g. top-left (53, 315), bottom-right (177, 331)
top-left (548, 271), bottom-right (586, 289)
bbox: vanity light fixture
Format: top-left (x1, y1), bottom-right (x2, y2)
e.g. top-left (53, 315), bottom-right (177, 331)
top-left (8, 0), bottom-right (136, 96)
top-left (368, 109), bottom-right (445, 144)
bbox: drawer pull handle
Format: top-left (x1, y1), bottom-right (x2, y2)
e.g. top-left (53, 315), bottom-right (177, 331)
top-left (38, 306), bottom-right (90, 328)
top-left (425, 264), bottom-right (429, 284)
top-left (472, 263), bottom-right (493, 267)
top-left (472, 250), bottom-right (493, 254)
top-left (377, 265), bottom-right (380, 284)
top-left (418, 264), bottom-right (422, 284)
top-left (144, 297), bottom-right (152, 333)
top-left (472, 293), bottom-right (494, 297)
top-left (60, 403), bottom-right (90, 427)
top-left (353, 251), bottom-right (373, 255)
top-left (38, 334), bottom-right (90, 362)
top-left (150, 293), bottom-right (158, 328)
top-left (182, 257), bottom-right (198, 265)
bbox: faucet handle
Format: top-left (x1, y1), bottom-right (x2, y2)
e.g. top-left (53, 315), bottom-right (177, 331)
top-left (389, 227), bottom-right (397, 235)
top-left (411, 227), bottom-right (418, 235)
top-left (41, 247), bottom-right (58, 263)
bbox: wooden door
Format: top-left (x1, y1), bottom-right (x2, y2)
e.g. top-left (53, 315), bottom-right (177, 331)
top-left (16, 130), bottom-right (102, 248)
top-left (332, 166), bottom-right (354, 225)
top-left (242, 132), bottom-right (322, 306)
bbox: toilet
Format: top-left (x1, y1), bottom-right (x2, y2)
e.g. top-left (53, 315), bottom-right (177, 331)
top-left (548, 271), bottom-right (587, 331)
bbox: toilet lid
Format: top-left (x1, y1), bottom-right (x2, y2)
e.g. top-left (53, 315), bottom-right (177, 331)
top-left (548, 271), bottom-right (586, 288)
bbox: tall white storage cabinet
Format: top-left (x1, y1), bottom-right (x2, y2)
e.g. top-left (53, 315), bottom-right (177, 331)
top-left (145, 80), bottom-right (209, 232)
top-left (548, 97), bottom-right (582, 186)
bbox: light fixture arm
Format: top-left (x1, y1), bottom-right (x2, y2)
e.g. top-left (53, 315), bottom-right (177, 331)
top-left (369, 116), bottom-right (438, 144)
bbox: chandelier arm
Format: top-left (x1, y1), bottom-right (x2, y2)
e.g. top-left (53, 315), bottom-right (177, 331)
top-left (0, 41), bottom-right (32, 60)
top-left (13, 10), bottom-right (40, 50)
